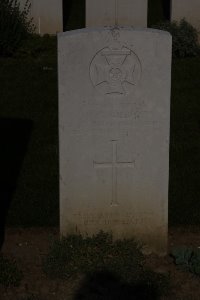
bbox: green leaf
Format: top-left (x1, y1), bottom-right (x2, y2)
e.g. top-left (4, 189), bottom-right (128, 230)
top-left (171, 246), bottom-right (193, 265)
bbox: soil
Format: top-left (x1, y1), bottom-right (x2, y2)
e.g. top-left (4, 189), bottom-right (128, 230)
top-left (1, 226), bottom-right (200, 300)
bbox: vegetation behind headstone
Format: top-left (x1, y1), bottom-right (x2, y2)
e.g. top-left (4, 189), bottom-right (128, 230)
top-left (0, 0), bottom-right (35, 57)
top-left (152, 19), bottom-right (200, 58)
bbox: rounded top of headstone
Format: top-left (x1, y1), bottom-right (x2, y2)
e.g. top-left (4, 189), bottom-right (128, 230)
top-left (57, 26), bottom-right (172, 39)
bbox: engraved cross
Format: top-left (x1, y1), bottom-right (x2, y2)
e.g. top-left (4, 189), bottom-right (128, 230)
top-left (93, 140), bottom-right (135, 206)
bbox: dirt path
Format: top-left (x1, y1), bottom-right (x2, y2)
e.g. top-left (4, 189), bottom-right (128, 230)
top-left (1, 227), bottom-right (200, 300)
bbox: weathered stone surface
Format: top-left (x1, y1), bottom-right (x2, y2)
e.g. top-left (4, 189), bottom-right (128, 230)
top-left (58, 27), bottom-right (172, 255)
top-left (171, 0), bottom-right (200, 33)
top-left (86, 0), bottom-right (147, 27)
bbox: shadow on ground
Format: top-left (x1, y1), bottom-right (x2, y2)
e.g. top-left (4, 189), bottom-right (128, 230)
top-left (0, 118), bottom-right (33, 250)
top-left (74, 270), bottom-right (160, 300)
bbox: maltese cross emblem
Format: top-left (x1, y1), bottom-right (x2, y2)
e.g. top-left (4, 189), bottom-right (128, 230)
top-left (90, 46), bottom-right (141, 95)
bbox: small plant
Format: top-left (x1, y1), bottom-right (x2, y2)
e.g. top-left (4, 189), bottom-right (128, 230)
top-left (0, 0), bottom-right (35, 56)
top-left (171, 246), bottom-right (200, 275)
top-left (43, 232), bottom-right (170, 296)
top-left (43, 231), bottom-right (143, 281)
top-left (152, 18), bottom-right (200, 58)
top-left (0, 254), bottom-right (23, 287)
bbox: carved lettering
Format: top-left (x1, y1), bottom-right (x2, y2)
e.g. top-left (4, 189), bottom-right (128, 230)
top-left (73, 212), bottom-right (155, 226)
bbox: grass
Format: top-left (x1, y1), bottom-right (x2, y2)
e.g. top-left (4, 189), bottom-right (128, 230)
top-left (43, 232), bottom-right (170, 298)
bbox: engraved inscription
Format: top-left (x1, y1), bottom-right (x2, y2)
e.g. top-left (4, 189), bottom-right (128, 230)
top-left (90, 46), bottom-right (142, 95)
top-left (93, 140), bottom-right (135, 206)
top-left (73, 212), bottom-right (155, 226)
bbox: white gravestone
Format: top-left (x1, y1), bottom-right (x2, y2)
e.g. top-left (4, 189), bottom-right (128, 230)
top-left (86, 0), bottom-right (147, 27)
top-left (58, 27), bottom-right (172, 255)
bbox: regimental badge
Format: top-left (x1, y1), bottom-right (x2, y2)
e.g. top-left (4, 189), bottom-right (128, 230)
top-left (90, 46), bottom-right (142, 96)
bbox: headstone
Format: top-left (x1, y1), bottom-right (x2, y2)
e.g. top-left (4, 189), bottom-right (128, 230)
top-left (86, 0), bottom-right (147, 27)
top-left (171, 0), bottom-right (200, 33)
top-left (58, 27), bottom-right (172, 255)
top-left (20, 0), bottom-right (63, 34)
